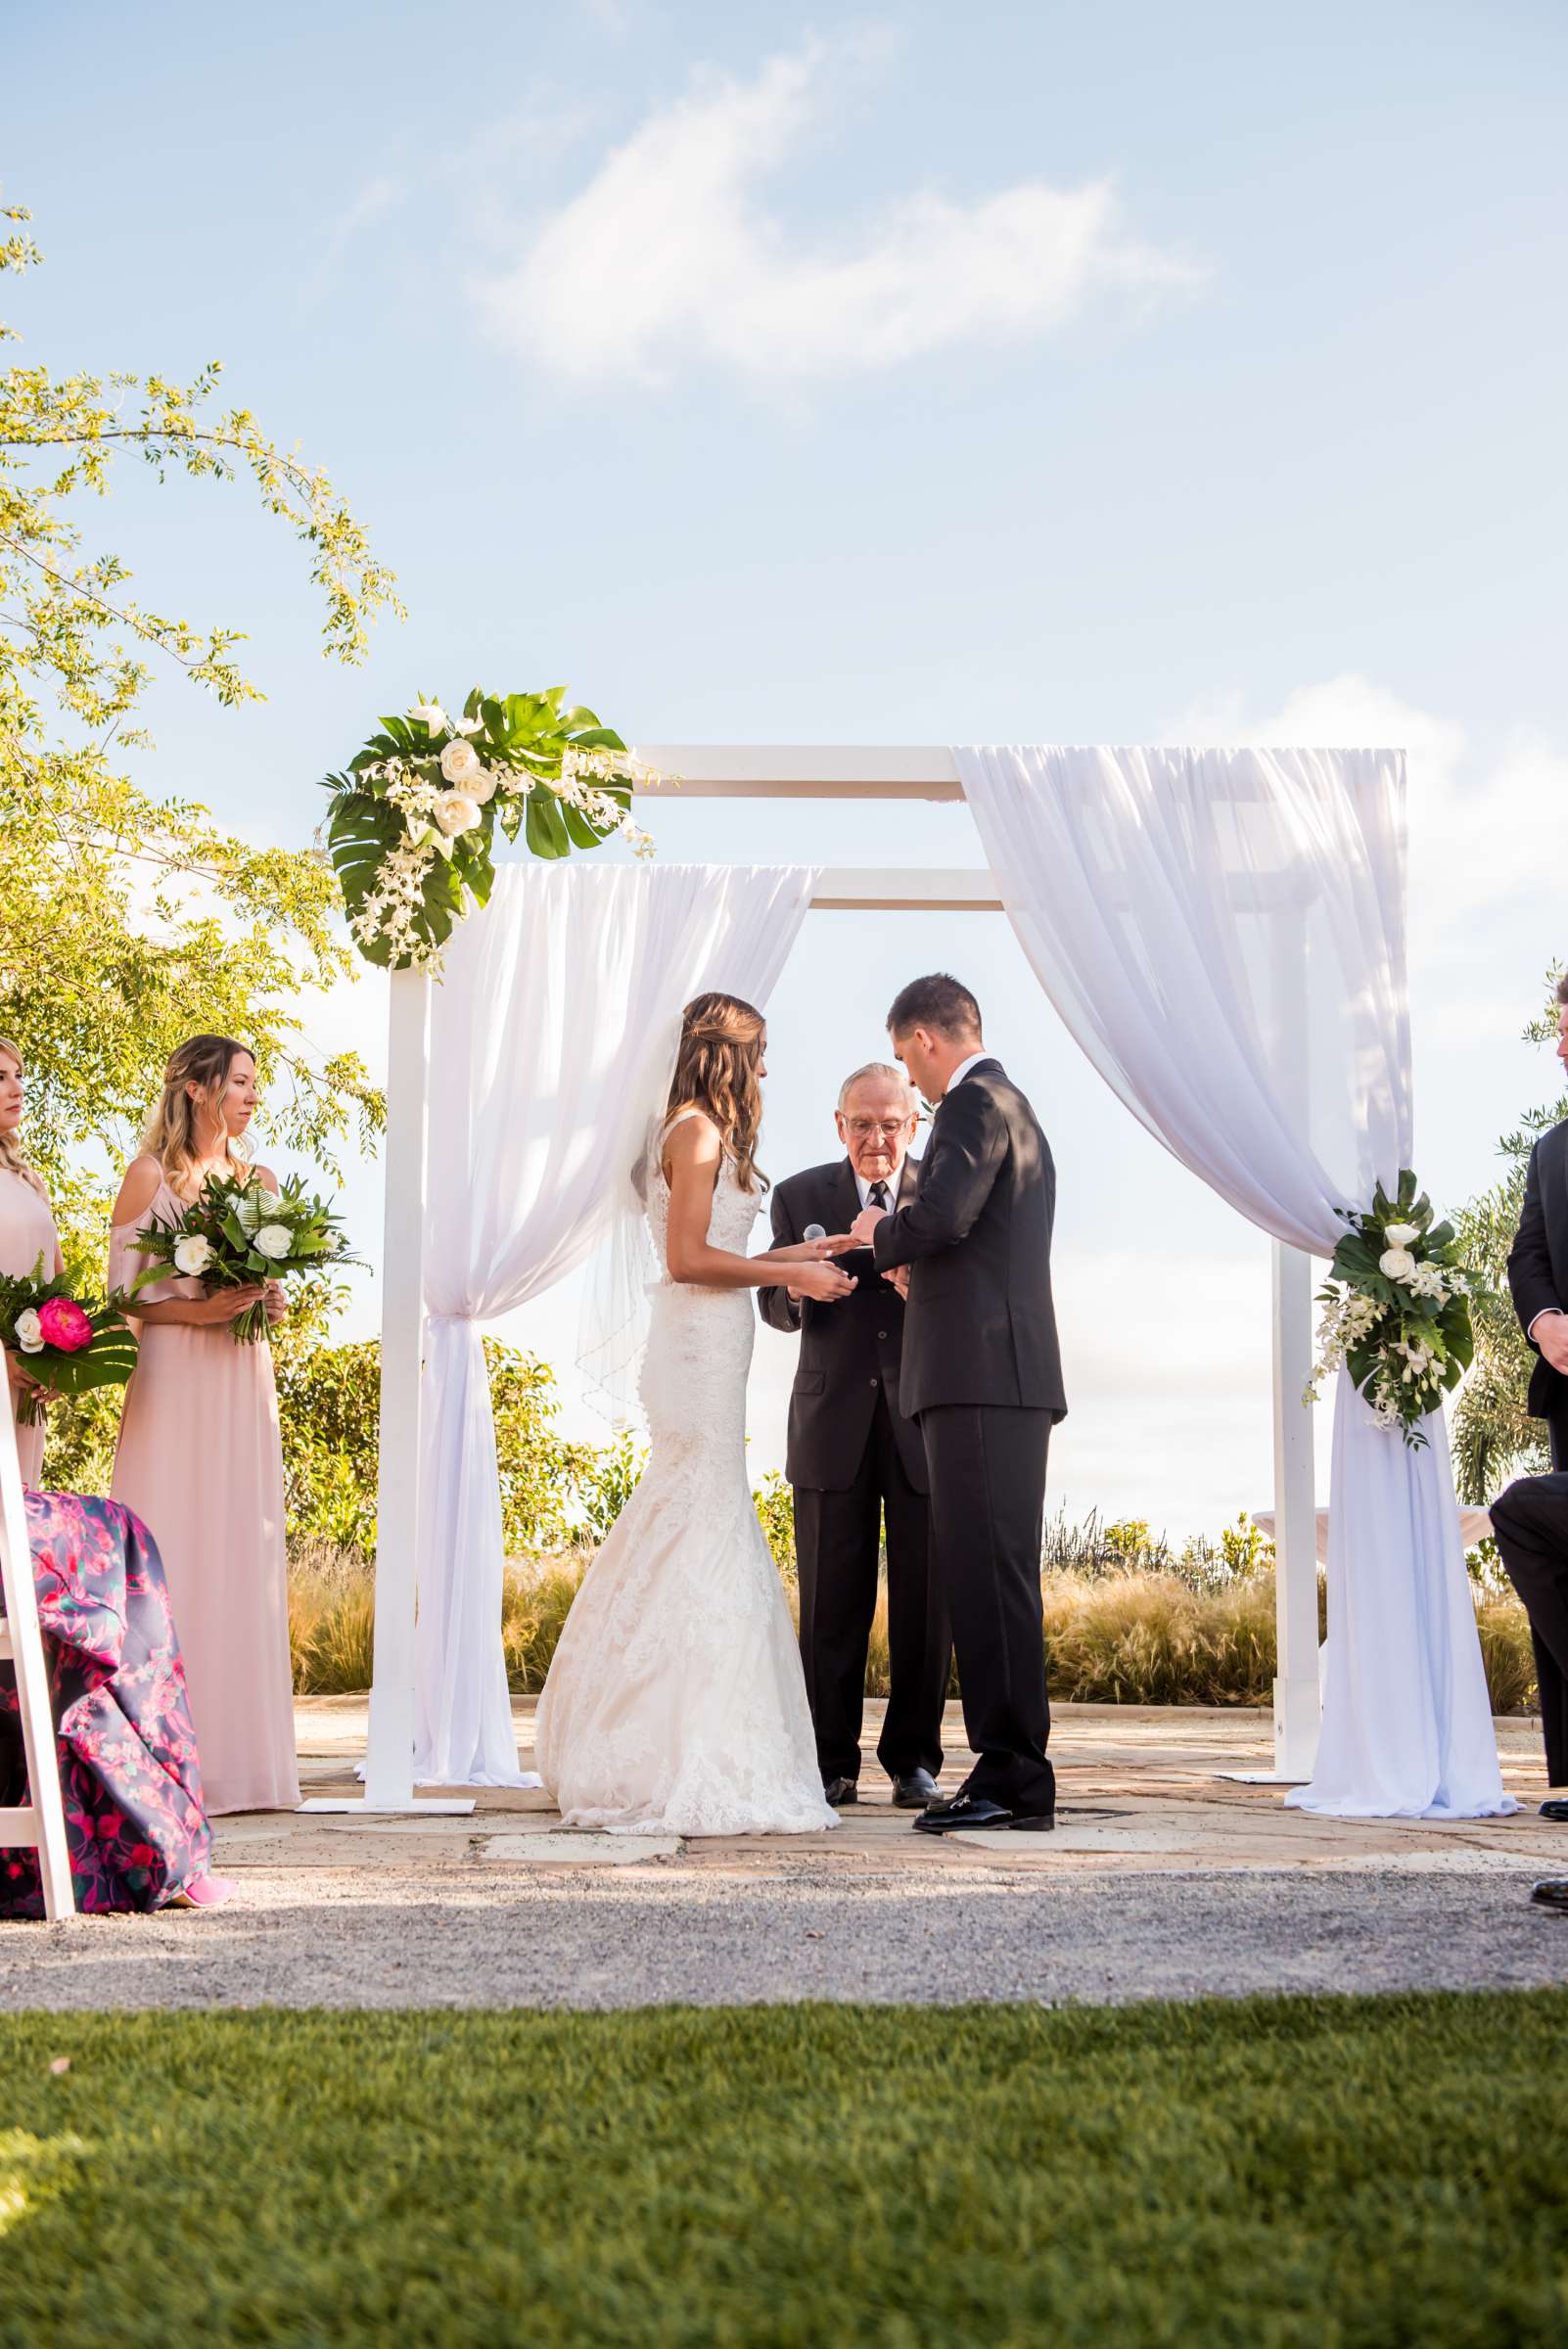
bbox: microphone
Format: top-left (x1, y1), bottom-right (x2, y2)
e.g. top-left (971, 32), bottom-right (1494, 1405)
top-left (804, 1222), bottom-right (826, 1243)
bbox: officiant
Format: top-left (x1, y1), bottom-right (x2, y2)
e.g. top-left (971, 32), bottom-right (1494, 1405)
top-left (759, 1064), bottom-right (951, 1809)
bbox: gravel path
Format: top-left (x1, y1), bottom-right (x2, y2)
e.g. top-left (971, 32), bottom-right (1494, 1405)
top-left (5, 1864), bottom-right (1568, 2011)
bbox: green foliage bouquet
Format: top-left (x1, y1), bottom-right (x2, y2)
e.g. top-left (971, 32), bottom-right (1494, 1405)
top-left (1307, 1172), bottom-right (1486, 1447)
top-left (322, 688), bottom-right (662, 972)
top-left (0, 1256), bottom-right (138, 1425)
top-left (130, 1171), bottom-right (358, 1345)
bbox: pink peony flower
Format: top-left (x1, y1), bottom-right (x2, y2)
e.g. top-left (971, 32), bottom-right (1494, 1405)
top-left (36, 1296), bottom-right (93, 1353)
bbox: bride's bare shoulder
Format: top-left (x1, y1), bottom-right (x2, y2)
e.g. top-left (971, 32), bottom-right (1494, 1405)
top-left (662, 1106), bottom-right (723, 1182)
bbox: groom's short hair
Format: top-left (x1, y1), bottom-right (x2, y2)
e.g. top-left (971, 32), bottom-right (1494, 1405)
top-left (887, 974), bottom-right (982, 1041)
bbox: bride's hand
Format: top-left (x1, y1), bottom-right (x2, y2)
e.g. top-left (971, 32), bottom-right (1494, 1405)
top-left (792, 1261), bottom-right (856, 1303)
top-left (778, 1234), bottom-right (856, 1263)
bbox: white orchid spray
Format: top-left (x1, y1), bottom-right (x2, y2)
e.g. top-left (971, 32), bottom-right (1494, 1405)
top-left (1306, 1172), bottom-right (1488, 1447)
top-left (322, 685), bottom-right (665, 972)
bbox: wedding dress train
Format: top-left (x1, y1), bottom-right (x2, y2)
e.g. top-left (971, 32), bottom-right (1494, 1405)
top-left (535, 1119), bottom-right (837, 1836)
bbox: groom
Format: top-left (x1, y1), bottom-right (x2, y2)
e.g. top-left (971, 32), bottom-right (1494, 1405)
top-left (850, 974), bottom-right (1066, 1833)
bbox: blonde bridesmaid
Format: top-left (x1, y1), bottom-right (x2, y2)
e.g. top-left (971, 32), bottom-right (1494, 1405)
top-left (0, 1036), bottom-right (63, 1489)
top-left (109, 1035), bottom-right (300, 1815)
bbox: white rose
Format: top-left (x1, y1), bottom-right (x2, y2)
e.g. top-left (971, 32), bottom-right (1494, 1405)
top-left (454, 714), bottom-right (483, 737)
top-left (14, 1307), bottom-right (44, 1354)
top-left (439, 738), bottom-right (482, 786)
top-left (173, 1233), bottom-right (213, 1277)
top-left (1379, 1247), bottom-right (1417, 1283)
top-left (1382, 1222), bottom-right (1420, 1250)
top-left (410, 701), bottom-right (447, 734)
top-left (434, 790), bottom-right (482, 837)
top-left (254, 1223), bottom-right (294, 1261)
top-left (467, 766), bottom-right (497, 805)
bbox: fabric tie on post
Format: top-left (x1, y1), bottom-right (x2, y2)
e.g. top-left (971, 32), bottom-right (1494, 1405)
top-left (414, 859), bottom-right (819, 1789)
top-left (954, 742), bottom-right (1513, 1822)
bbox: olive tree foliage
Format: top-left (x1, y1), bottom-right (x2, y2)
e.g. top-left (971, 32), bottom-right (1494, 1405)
top-left (1451, 970), bottom-right (1568, 1503)
top-left (0, 198), bottom-right (402, 1248)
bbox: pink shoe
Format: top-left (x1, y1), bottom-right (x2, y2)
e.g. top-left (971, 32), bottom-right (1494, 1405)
top-left (168, 1872), bottom-right (237, 1911)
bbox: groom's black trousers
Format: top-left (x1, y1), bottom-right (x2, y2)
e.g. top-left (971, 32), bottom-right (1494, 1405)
top-left (793, 1389), bottom-right (949, 1784)
top-left (1490, 1409), bottom-right (1568, 1787)
top-left (919, 1404), bottom-right (1055, 1816)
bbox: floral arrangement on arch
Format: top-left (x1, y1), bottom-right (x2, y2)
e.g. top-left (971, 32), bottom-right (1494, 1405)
top-left (1306, 1171), bottom-right (1486, 1447)
top-left (321, 687), bottom-right (661, 971)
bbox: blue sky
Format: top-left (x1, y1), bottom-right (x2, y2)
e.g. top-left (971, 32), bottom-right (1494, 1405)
top-left (7, 2), bottom-right (1567, 1530)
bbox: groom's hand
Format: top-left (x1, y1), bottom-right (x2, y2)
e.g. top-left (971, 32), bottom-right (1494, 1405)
top-left (849, 1205), bottom-right (886, 1246)
top-left (882, 1265), bottom-right (910, 1301)
top-left (1536, 1311), bottom-right (1568, 1375)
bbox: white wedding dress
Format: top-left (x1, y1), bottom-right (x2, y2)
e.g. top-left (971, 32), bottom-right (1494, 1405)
top-left (535, 1116), bottom-right (837, 1836)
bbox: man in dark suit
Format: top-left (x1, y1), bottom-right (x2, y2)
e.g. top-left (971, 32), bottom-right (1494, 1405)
top-left (759, 1063), bottom-right (950, 1809)
top-left (851, 974), bottom-right (1066, 1834)
top-left (1499, 973), bottom-right (1568, 1819)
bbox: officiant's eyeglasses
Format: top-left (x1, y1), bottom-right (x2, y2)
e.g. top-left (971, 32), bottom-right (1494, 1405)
top-left (846, 1117), bottom-right (911, 1138)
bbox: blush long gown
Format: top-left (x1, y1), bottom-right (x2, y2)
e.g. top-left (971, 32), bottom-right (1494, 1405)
top-left (0, 1165), bottom-right (61, 1489)
top-left (109, 1174), bottom-right (300, 1815)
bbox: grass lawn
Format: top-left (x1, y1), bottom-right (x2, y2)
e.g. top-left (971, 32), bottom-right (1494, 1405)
top-left (2, 1993), bottom-right (1566, 2346)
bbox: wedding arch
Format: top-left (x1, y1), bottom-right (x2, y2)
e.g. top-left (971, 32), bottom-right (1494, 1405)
top-left (308, 742), bottom-right (1507, 1828)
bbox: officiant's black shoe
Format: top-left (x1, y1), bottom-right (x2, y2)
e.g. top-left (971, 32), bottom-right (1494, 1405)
top-left (891, 1770), bottom-right (940, 1810)
top-left (1529, 1878), bottom-right (1568, 1912)
top-left (1539, 1800), bottom-right (1568, 1822)
top-left (823, 1777), bottom-right (859, 1807)
top-left (912, 1793), bottom-right (1054, 1836)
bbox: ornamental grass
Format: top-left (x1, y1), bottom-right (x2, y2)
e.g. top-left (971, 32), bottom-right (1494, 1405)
top-left (287, 1543), bottom-right (1540, 1717)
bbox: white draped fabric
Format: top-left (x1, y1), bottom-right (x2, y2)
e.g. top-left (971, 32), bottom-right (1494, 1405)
top-left (415, 859), bottom-right (818, 1787)
top-left (956, 743), bottom-right (1512, 1820)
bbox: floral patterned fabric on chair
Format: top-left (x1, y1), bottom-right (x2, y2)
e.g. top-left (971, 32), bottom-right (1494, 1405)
top-left (1, 1490), bottom-right (213, 1916)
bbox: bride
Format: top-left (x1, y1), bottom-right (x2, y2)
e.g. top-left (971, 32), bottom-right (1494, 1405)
top-left (536, 991), bottom-right (855, 1836)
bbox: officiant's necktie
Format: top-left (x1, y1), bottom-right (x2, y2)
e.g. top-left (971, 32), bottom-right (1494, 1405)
top-left (869, 1182), bottom-right (890, 1212)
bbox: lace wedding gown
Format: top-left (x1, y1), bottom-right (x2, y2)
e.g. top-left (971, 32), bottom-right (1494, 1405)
top-left (535, 1119), bottom-right (837, 1837)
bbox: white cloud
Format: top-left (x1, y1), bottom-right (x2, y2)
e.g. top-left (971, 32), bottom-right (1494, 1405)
top-left (475, 38), bottom-right (1204, 382)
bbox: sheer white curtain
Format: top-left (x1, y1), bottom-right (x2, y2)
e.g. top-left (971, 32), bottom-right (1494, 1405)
top-left (416, 860), bottom-right (818, 1787)
top-left (957, 744), bottom-right (1512, 1820)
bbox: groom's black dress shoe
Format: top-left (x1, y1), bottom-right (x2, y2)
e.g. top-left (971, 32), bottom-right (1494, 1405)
top-left (912, 1792), bottom-right (1055, 1836)
top-left (1529, 1879), bottom-right (1568, 1912)
top-left (822, 1777), bottom-right (859, 1806)
top-left (891, 1770), bottom-right (940, 1810)
top-left (1539, 1800), bottom-right (1568, 1822)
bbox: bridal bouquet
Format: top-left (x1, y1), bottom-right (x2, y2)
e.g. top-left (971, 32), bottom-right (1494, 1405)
top-left (0, 1256), bottom-right (139, 1425)
top-left (130, 1171), bottom-right (358, 1345)
top-left (1307, 1171), bottom-right (1485, 1447)
top-left (322, 685), bottom-right (665, 972)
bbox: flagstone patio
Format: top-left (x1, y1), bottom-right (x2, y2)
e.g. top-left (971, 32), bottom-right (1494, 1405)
top-left (6, 1701), bottom-right (1566, 2014)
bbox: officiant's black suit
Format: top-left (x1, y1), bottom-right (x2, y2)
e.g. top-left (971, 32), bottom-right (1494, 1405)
top-left (873, 1059), bottom-right (1066, 1816)
top-left (759, 1153), bottom-right (951, 1788)
top-left (1504, 1116), bottom-right (1568, 1777)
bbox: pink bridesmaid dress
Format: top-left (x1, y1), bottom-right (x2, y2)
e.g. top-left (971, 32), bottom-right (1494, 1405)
top-left (0, 1167), bottom-right (60, 1490)
top-left (109, 1174), bottom-right (300, 1814)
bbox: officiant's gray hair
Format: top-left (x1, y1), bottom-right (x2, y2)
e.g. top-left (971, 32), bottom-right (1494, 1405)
top-left (837, 1062), bottom-right (917, 1112)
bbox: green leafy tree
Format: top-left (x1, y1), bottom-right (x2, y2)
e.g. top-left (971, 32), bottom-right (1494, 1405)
top-left (1452, 970), bottom-right (1568, 1502)
top-left (1, 197), bottom-right (400, 1241)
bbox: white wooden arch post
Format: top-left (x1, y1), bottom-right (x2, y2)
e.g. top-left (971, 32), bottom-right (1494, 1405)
top-left (335, 746), bottom-right (1321, 1811)
top-left (0, 1390), bottom-right (75, 1915)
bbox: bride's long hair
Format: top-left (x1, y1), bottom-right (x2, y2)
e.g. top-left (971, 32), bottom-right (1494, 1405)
top-left (666, 991), bottom-right (768, 1194)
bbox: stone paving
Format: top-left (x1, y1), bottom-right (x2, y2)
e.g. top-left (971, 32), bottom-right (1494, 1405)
top-left (5, 1700), bottom-right (1566, 2010)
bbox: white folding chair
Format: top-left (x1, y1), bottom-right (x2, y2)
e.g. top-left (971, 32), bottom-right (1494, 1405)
top-left (0, 1388), bottom-right (74, 1919)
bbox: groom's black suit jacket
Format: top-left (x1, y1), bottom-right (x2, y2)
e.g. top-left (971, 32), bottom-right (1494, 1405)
top-left (1509, 1117), bottom-right (1568, 1426)
top-left (872, 1059), bottom-right (1066, 1424)
top-left (758, 1152), bottom-right (928, 1493)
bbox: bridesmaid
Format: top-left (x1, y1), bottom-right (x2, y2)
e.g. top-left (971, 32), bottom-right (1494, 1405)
top-left (109, 1035), bottom-right (300, 1815)
top-left (0, 1036), bottom-right (62, 1489)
